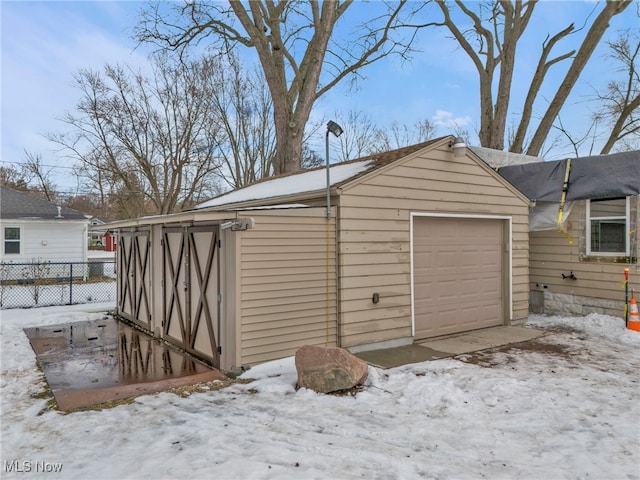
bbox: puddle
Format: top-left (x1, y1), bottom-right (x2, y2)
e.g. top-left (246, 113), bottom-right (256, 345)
top-left (24, 317), bottom-right (225, 410)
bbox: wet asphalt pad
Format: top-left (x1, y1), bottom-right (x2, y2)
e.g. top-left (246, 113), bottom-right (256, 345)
top-left (24, 317), bottom-right (227, 411)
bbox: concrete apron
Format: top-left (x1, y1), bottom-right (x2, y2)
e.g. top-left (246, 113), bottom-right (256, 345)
top-left (354, 326), bottom-right (546, 369)
top-left (24, 317), bottom-right (227, 412)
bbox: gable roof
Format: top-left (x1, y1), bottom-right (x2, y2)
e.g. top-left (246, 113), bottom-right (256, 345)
top-left (497, 150), bottom-right (640, 202)
top-left (195, 139), bottom-right (443, 210)
top-left (0, 186), bottom-right (89, 220)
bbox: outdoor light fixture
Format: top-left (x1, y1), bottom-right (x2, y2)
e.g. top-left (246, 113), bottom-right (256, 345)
top-left (325, 120), bottom-right (344, 219)
top-left (327, 120), bottom-right (344, 138)
top-left (451, 136), bottom-right (467, 158)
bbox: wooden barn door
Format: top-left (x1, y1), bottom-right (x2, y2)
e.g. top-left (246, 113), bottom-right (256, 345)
top-left (162, 225), bottom-right (221, 367)
top-left (117, 230), bottom-right (152, 330)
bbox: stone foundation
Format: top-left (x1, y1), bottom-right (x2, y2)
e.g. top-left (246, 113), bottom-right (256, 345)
top-left (536, 290), bottom-right (625, 318)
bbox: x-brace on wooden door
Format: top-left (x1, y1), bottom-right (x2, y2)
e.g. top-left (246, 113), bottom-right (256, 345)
top-left (162, 225), bottom-right (221, 367)
top-left (117, 230), bottom-right (152, 330)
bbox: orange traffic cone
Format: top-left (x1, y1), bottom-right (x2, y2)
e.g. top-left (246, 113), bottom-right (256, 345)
top-left (628, 297), bottom-right (640, 332)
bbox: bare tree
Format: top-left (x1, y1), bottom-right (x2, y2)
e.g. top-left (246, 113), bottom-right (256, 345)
top-left (300, 111), bottom-right (438, 167)
top-left (111, 171), bottom-right (148, 220)
top-left (551, 115), bottom-right (598, 158)
top-left (73, 158), bottom-right (115, 219)
top-left (550, 29), bottom-right (639, 156)
top-left (136, 0), bottom-right (415, 175)
top-left (596, 30), bottom-right (640, 154)
top-left (413, 0), bottom-right (630, 155)
top-left (0, 165), bottom-right (29, 191)
top-left (50, 53), bottom-right (225, 216)
top-left (332, 110), bottom-right (380, 160)
top-left (206, 54), bottom-right (276, 189)
top-left (65, 194), bottom-right (107, 220)
top-left (22, 151), bottom-right (57, 202)
top-left (370, 118), bottom-right (437, 153)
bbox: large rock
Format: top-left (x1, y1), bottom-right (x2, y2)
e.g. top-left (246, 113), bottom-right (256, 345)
top-left (295, 345), bottom-right (369, 393)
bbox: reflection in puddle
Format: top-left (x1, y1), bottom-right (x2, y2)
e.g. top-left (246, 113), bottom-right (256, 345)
top-left (24, 317), bottom-right (213, 392)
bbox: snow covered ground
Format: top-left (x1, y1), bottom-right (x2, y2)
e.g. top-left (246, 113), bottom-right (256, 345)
top-left (0, 259), bottom-right (115, 309)
top-left (0, 281), bottom-right (116, 309)
top-left (1, 304), bottom-right (639, 480)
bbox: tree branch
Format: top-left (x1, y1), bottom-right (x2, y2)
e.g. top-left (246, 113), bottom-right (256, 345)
top-left (527, 0), bottom-right (632, 156)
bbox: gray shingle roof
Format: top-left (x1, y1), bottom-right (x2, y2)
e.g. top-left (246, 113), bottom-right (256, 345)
top-left (0, 186), bottom-right (89, 220)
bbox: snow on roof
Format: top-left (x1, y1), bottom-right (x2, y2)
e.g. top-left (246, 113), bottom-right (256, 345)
top-left (195, 160), bottom-right (373, 209)
top-left (195, 138), bottom-right (444, 211)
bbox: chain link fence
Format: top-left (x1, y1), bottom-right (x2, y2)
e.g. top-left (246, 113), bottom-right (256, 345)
top-left (0, 261), bottom-right (116, 309)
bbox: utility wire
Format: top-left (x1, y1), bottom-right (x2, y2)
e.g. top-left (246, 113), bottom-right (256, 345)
top-left (0, 160), bottom-right (77, 170)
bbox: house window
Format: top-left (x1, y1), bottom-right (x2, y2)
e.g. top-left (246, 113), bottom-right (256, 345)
top-left (4, 227), bottom-right (21, 255)
top-left (587, 197), bottom-right (629, 255)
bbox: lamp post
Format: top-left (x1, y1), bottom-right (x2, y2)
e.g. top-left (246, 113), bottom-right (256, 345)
top-left (325, 120), bottom-right (344, 219)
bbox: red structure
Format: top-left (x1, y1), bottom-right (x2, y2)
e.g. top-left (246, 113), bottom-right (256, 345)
top-left (104, 232), bottom-right (117, 252)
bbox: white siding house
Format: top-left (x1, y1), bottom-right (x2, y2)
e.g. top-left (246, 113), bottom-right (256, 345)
top-left (0, 187), bottom-right (89, 267)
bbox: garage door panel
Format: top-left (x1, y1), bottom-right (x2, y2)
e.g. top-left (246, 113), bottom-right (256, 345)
top-left (414, 253), bottom-right (434, 269)
top-left (413, 216), bottom-right (505, 339)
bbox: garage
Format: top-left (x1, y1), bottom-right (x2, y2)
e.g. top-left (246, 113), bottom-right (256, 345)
top-left (108, 135), bottom-right (531, 371)
top-left (412, 215), bottom-right (508, 339)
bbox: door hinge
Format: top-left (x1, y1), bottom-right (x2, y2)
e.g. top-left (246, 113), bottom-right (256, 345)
top-left (217, 293), bottom-right (222, 303)
top-left (217, 346), bottom-right (222, 354)
top-left (218, 239), bottom-right (221, 248)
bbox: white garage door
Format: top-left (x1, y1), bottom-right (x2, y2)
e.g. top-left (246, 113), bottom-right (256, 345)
top-left (413, 216), bottom-right (505, 339)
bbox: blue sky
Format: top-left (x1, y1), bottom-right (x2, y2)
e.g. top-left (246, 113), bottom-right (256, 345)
top-left (1, 1), bottom-right (637, 192)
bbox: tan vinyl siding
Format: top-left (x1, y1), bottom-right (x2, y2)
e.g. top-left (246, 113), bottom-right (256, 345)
top-left (512, 226), bottom-right (532, 316)
top-left (238, 208), bottom-right (337, 366)
top-left (337, 143), bottom-right (530, 348)
top-left (530, 197), bottom-right (640, 304)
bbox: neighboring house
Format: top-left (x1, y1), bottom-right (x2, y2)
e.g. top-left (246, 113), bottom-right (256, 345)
top-left (88, 217), bottom-right (106, 247)
top-left (0, 186), bottom-right (90, 269)
top-left (105, 136), bottom-right (532, 371)
top-left (497, 151), bottom-right (640, 318)
top-left (87, 217), bottom-right (117, 251)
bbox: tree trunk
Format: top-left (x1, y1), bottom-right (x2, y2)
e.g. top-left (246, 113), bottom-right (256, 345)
top-left (492, 0), bottom-right (534, 151)
top-left (231, 1), bottom-right (342, 174)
